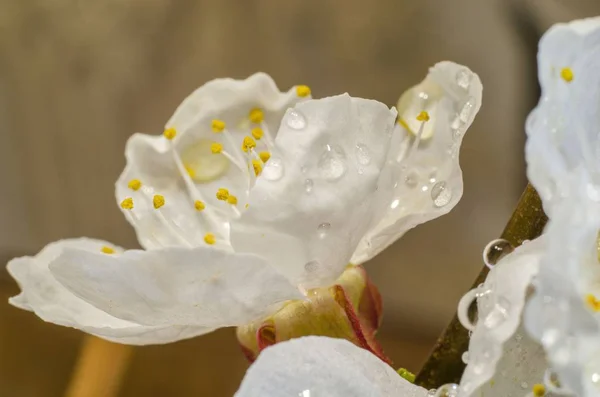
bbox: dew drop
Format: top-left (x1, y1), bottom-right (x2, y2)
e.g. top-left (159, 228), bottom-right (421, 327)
top-left (461, 351), bottom-right (469, 364)
top-left (459, 99), bottom-right (474, 123)
top-left (456, 69), bottom-right (471, 90)
top-left (427, 390), bottom-right (437, 397)
top-left (286, 109), bottom-right (306, 130)
top-left (355, 143), bottom-right (371, 166)
top-left (304, 260), bottom-right (319, 273)
top-left (434, 383), bottom-right (459, 397)
top-left (431, 181), bottom-right (452, 207)
top-left (304, 178), bottom-right (314, 193)
top-left (317, 223), bottom-right (331, 239)
top-left (483, 297), bottom-right (511, 328)
top-left (405, 170), bottom-right (419, 187)
top-left (262, 157), bottom-right (284, 181)
top-left (483, 239), bottom-right (514, 269)
top-left (318, 144), bottom-right (347, 181)
top-left (428, 170), bottom-right (437, 184)
top-left (390, 199), bottom-right (400, 209)
top-left (520, 382), bottom-right (528, 390)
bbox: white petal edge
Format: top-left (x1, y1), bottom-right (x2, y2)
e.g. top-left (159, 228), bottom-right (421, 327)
top-left (234, 336), bottom-right (428, 397)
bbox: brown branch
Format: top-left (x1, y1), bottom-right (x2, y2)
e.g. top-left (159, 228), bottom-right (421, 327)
top-left (414, 183), bottom-right (547, 389)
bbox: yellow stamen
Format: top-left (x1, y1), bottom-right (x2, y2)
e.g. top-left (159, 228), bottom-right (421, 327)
top-left (249, 108), bottom-right (264, 124)
top-left (212, 119), bottom-right (226, 133)
top-left (120, 198), bottom-right (134, 210)
top-left (416, 111), bottom-right (430, 122)
top-left (242, 136), bottom-right (257, 153)
top-left (252, 159), bottom-right (263, 176)
top-left (227, 195), bottom-right (238, 205)
top-left (127, 179), bottom-right (142, 191)
top-left (204, 233), bottom-right (216, 245)
top-left (184, 165), bottom-right (196, 178)
top-left (153, 194), bottom-right (165, 209)
top-left (560, 67), bottom-right (574, 83)
top-left (163, 127), bottom-right (177, 140)
top-left (296, 85), bottom-right (311, 97)
top-left (532, 384), bottom-right (545, 397)
top-left (251, 127), bottom-right (264, 140)
top-left (101, 246), bottom-right (115, 254)
top-left (211, 142), bottom-right (223, 153)
top-left (245, 203), bottom-right (249, 209)
top-left (396, 368), bottom-right (415, 383)
top-left (585, 294), bottom-right (600, 311)
top-left (216, 188), bottom-right (230, 201)
top-left (194, 200), bottom-right (205, 211)
top-left (259, 151), bottom-right (271, 163)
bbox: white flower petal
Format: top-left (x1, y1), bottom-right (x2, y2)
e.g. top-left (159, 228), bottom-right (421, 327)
top-left (6, 238), bottom-right (211, 345)
top-left (234, 336), bottom-right (428, 397)
top-left (524, 199), bottom-right (600, 397)
top-left (49, 245), bottom-right (303, 327)
top-left (231, 94), bottom-right (397, 288)
top-left (526, 17), bottom-right (600, 215)
top-left (351, 61), bottom-right (483, 264)
top-left (460, 237), bottom-right (545, 396)
top-left (117, 73), bottom-right (305, 249)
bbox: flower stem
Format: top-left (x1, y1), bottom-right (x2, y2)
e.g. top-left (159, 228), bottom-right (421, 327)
top-left (64, 336), bottom-right (134, 397)
top-left (414, 183), bottom-right (547, 389)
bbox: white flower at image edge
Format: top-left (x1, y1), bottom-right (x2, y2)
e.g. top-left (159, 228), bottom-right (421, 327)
top-left (7, 65), bottom-right (482, 344)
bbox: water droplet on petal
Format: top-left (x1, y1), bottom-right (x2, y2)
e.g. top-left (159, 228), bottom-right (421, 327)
top-left (317, 223), bottom-right (331, 239)
top-left (459, 99), bottom-right (474, 123)
top-left (461, 351), bottom-right (469, 364)
top-left (483, 296), bottom-right (511, 328)
top-left (456, 69), bottom-right (471, 90)
top-left (318, 144), bottom-right (347, 181)
top-left (390, 199), bottom-right (400, 209)
top-left (405, 170), bottom-right (419, 187)
top-left (355, 143), bottom-right (371, 165)
top-left (262, 157), bottom-right (284, 181)
top-left (520, 382), bottom-right (528, 389)
top-left (434, 383), bottom-right (459, 397)
top-left (427, 390), bottom-right (437, 397)
top-left (304, 178), bottom-right (314, 193)
top-left (428, 170), bottom-right (437, 184)
top-left (304, 260), bottom-right (319, 273)
top-left (286, 109), bottom-right (306, 130)
top-left (483, 238), bottom-right (514, 269)
top-left (431, 181), bottom-right (452, 207)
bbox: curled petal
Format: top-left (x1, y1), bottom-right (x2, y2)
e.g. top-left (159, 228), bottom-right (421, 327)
top-left (234, 336), bottom-right (428, 397)
top-left (6, 238), bottom-right (211, 345)
top-left (352, 61), bottom-right (483, 264)
top-left (49, 245), bottom-right (302, 328)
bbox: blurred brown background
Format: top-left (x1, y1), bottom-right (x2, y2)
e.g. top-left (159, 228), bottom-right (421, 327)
top-left (0, 0), bottom-right (598, 396)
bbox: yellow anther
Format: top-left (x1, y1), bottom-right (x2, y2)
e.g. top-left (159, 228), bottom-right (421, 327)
top-left (416, 111), bottom-right (430, 122)
top-left (101, 246), bottom-right (115, 254)
top-left (216, 188), bottom-right (230, 201)
top-left (120, 198), bottom-right (134, 210)
top-left (227, 195), bottom-right (238, 205)
top-left (245, 203), bottom-right (249, 209)
top-left (532, 384), bottom-right (545, 397)
top-left (212, 119), bottom-right (226, 133)
top-left (249, 108), bottom-right (264, 124)
top-left (184, 165), bottom-right (196, 178)
top-left (252, 159), bottom-right (263, 176)
top-left (251, 127), bottom-right (264, 140)
top-left (585, 294), bottom-right (600, 312)
top-left (127, 179), bottom-right (142, 191)
top-left (560, 67), bottom-right (574, 83)
top-left (153, 194), bottom-right (165, 209)
top-left (211, 142), bottom-right (223, 153)
top-left (296, 85), bottom-right (311, 97)
top-left (242, 136), bottom-right (257, 153)
top-left (259, 151), bottom-right (271, 163)
top-left (163, 127), bottom-right (177, 140)
top-left (204, 233), bottom-right (216, 245)
top-left (194, 200), bottom-right (205, 211)
top-left (396, 368), bottom-right (415, 383)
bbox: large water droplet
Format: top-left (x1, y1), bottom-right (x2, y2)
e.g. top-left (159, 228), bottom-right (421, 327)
top-left (434, 383), bottom-right (459, 397)
top-left (355, 143), bottom-right (371, 165)
top-left (405, 170), bottom-right (419, 187)
top-left (483, 239), bottom-right (514, 269)
top-left (304, 260), bottom-right (319, 273)
top-left (317, 223), bottom-right (331, 239)
top-left (461, 351), bottom-right (469, 364)
top-left (318, 144), bottom-right (347, 181)
top-left (456, 69), bottom-right (471, 90)
top-left (262, 157), bottom-right (284, 181)
top-left (431, 181), bottom-right (452, 207)
top-left (459, 99), bottom-right (474, 123)
top-left (286, 109), bottom-right (306, 130)
top-left (304, 178), bottom-right (314, 193)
